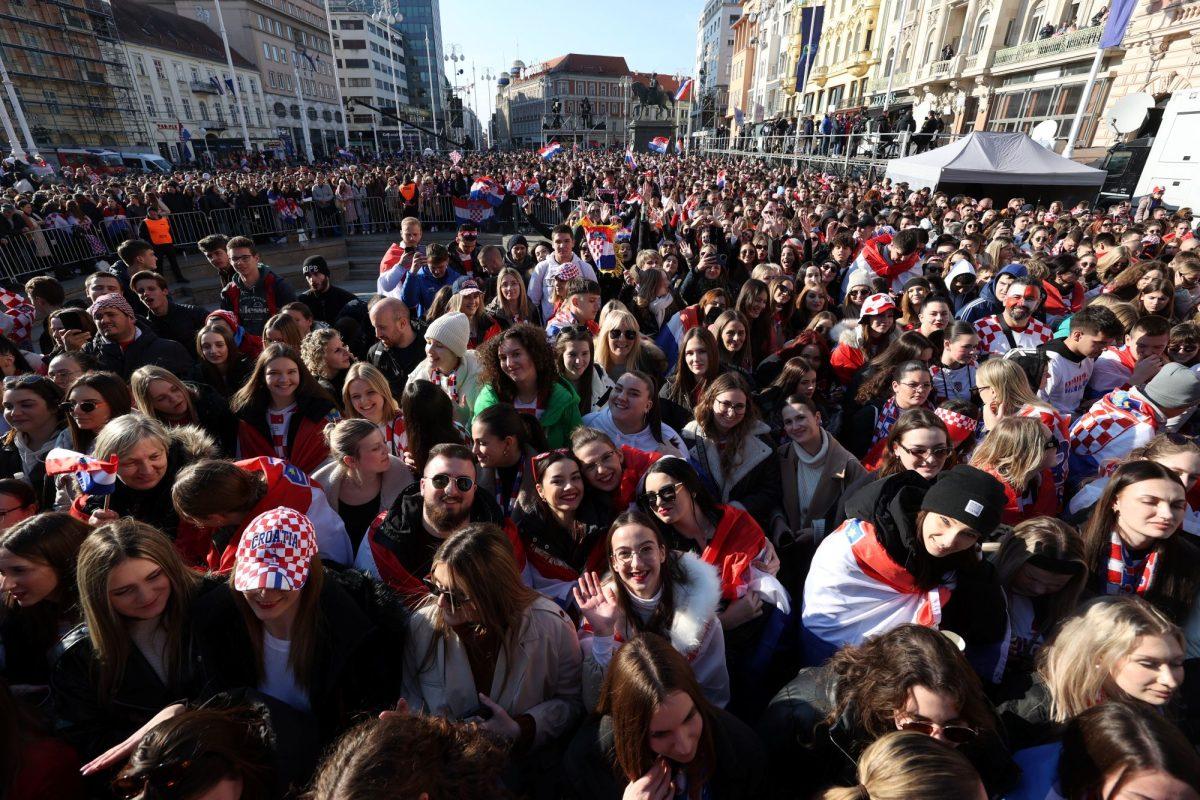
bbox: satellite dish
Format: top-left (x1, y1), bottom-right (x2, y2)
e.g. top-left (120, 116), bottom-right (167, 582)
top-left (913, 99), bottom-right (933, 129)
top-left (1031, 119), bottom-right (1058, 149)
top-left (1109, 92), bottom-right (1154, 135)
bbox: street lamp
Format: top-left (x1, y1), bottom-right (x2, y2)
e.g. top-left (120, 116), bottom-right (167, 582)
top-left (444, 44), bottom-right (465, 137)
top-left (371, 2), bottom-right (405, 153)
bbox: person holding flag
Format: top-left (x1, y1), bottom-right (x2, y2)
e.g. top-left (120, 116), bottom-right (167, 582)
top-left (377, 217), bottom-right (426, 302)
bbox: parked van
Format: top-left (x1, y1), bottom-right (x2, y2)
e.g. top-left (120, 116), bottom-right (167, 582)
top-left (119, 152), bottom-right (173, 174)
top-left (1098, 89), bottom-right (1200, 212)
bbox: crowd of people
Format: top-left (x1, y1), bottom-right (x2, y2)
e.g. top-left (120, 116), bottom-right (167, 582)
top-left (0, 143), bottom-right (1199, 800)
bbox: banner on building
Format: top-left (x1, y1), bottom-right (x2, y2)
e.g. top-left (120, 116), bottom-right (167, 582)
top-left (1100, 0), bottom-right (1137, 48)
top-left (795, 5), bottom-right (826, 92)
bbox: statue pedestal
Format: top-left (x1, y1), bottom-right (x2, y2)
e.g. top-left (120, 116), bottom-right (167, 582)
top-left (627, 118), bottom-right (677, 153)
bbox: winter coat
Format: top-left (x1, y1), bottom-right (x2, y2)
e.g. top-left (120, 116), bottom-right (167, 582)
top-left (777, 433), bottom-right (871, 542)
top-left (404, 350), bottom-right (485, 427)
top-left (402, 595), bottom-right (583, 749)
top-left (580, 552), bottom-right (728, 709)
top-left (682, 419), bottom-right (783, 523)
top-left (311, 455), bottom-right (413, 516)
top-left (82, 320), bottom-right (193, 379)
top-left (475, 379), bottom-right (583, 450)
top-left (758, 666), bottom-right (1016, 798)
top-left (512, 499), bottom-right (610, 608)
top-left (0, 427), bottom-right (62, 510)
top-left (564, 705), bottom-right (766, 800)
top-left (190, 567), bottom-right (407, 748)
top-left (235, 394), bottom-right (339, 474)
top-left (957, 263), bottom-right (1028, 323)
top-left (71, 425), bottom-right (216, 568)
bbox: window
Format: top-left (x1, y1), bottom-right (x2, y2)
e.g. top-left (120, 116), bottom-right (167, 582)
top-left (144, 94), bottom-right (156, 115)
top-left (343, 39), bottom-right (366, 50)
top-left (182, 98), bottom-right (192, 119)
top-left (174, 63), bottom-right (185, 80)
top-left (164, 97), bottom-right (174, 115)
top-left (191, 67), bottom-right (199, 82)
top-left (215, 103), bottom-right (224, 121)
top-left (257, 109), bottom-right (265, 126)
top-left (341, 18), bottom-right (362, 29)
top-left (199, 100), bottom-right (209, 120)
top-left (264, 42), bottom-right (272, 60)
top-left (42, 89), bottom-right (60, 114)
top-left (134, 54), bottom-right (146, 76)
top-left (972, 12), bottom-right (990, 54)
top-left (1025, 2), bottom-right (1046, 42)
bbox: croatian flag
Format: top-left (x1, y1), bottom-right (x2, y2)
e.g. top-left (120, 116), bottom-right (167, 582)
top-left (716, 169), bottom-right (727, 189)
top-left (449, 150), bottom-right (463, 165)
top-left (648, 136), bottom-right (669, 154)
top-left (582, 222), bottom-right (619, 273)
top-left (46, 449), bottom-right (118, 495)
top-left (452, 197), bottom-right (495, 225)
top-left (538, 142), bottom-right (562, 160)
top-left (624, 145), bottom-right (637, 171)
top-left (469, 176), bottom-right (505, 207)
top-left (674, 78), bottom-right (694, 102)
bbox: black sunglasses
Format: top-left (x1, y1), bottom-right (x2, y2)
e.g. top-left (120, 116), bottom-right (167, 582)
top-left (61, 400), bottom-right (101, 414)
top-left (429, 473), bottom-right (474, 492)
top-left (640, 482), bottom-right (684, 508)
top-left (608, 329), bottom-right (637, 341)
top-left (422, 576), bottom-right (471, 610)
top-left (896, 720), bottom-right (978, 744)
top-left (112, 758), bottom-right (195, 800)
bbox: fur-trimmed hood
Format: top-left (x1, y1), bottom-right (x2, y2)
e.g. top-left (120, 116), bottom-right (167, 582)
top-left (605, 550), bottom-right (721, 655)
top-left (168, 423), bottom-right (217, 460)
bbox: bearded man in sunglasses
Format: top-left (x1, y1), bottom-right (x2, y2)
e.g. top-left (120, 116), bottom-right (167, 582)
top-left (356, 443), bottom-right (507, 604)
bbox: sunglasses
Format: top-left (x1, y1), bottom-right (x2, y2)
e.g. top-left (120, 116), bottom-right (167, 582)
top-left (422, 576), bottom-right (471, 611)
top-left (896, 720), bottom-right (978, 744)
top-left (896, 442), bottom-right (952, 460)
top-left (61, 400), bottom-right (102, 414)
top-left (429, 474), bottom-right (474, 492)
top-left (112, 758), bottom-right (196, 800)
top-left (608, 329), bottom-right (637, 340)
top-left (640, 482), bottom-right (685, 508)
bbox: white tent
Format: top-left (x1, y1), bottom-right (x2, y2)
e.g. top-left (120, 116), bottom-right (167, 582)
top-left (884, 131), bottom-right (1105, 195)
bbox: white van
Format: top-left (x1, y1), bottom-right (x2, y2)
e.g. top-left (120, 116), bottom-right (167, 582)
top-left (119, 152), bottom-right (173, 175)
top-left (1133, 88), bottom-right (1200, 211)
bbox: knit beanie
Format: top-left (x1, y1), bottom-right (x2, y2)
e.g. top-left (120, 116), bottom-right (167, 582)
top-left (920, 465), bottom-right (1006, 539)
top-left (1142, 362), bottom-right (1200, 411)
top-left (88, 292), bottom-right (135, 319)
top-left (303, 255), bottom-right (330, 276)
top-left (425, 311), bottom-right (470, 358)
top-left (845, 270), bottom-right (873, 292)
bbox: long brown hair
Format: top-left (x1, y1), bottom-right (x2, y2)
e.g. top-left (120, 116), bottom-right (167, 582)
top-left (75, 520), bottom-right (200, 698)
top-left (605, 510), bottom-right (685, 639)
top-left (665, 326), bottom-right (721, 406)
top-left (63, 370), bottom-right (133, 451)
top-left (231, 343), bottom-right (333, 414)
top-left (231, 552), bottom-right (325, 691)
top-left (597, 633), bottom-right (717, 792)
top-left (693, 372), bottom-right (760, 482)
top-left (855, 332), bottom-right (934, 405)
top-left (873, 408), bottom-right (950, 479)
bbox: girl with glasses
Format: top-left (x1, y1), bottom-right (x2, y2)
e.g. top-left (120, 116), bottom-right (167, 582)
top-left (803, 465), bottom-right (1008, 667)
top-left (852, 360), bottom-right (934, 468)
top-left (573, 509), bottom-right (728, 709)
top-left (969, 416), bottom-right (1060, 526)
top-left (682, 373), bottom-right (782, 524)
top-left (999, 596), bottom-right (1187, 749)
top-left (513, 450), bottom-right (608, 609)
top-left (760, 624), bottom-right (1013, 797)
top-left (403, 524), bottom-right (582, 791)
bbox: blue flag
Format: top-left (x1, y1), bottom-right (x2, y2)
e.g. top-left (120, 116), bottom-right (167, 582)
top-left (795, 6), bottom-right (825, 90)
top-left (1100, 0), bottom-right (1137, 48)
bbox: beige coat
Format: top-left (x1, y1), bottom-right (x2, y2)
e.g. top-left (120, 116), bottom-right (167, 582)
top-left (777, 432), bottom-right (871, 541)
top-left (402, 595), bottom-right (583, 748)
top-left (311, 454), bottom-right (414, 512)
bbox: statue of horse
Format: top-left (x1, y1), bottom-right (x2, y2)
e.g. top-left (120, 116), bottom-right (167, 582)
top-left (631, 80), bottom-right (675, 119)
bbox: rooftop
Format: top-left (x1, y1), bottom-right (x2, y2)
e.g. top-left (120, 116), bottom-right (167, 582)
top-left (112, 0), bottom-right (255, 70)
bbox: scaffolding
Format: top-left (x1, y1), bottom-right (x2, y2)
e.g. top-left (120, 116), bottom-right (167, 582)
top-left (0, 0), bottom-right (148, 151)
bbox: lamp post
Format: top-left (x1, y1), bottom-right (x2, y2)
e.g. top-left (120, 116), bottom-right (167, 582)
top-left (291, 55), bottom-right (315, 162)
top-left (445, 44), bottom-right (464, 140)
top-left (321, 0), bottom-right (351, 148)
top-left (212, 0), bottom-right (252, 153)
top-left (372, 3), bottom-right (405, 154)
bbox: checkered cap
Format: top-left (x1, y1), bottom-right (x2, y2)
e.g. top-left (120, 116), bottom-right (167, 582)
top-left (934, 407), bottom-right (978, 445)
top-left (552, 262), bottom-right (582, 282)
top-left (858, 293), bottom-right (896, 321)
top-left (233, 507), bottom-right (318, 592)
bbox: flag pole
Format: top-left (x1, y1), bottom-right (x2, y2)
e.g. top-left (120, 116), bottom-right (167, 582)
top-left (1063, 46), bottom-right (1105, 158)
top-left (212, 0), bottom-right (253, 154)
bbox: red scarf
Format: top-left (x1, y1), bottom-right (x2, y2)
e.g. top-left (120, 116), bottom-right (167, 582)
top-left (850, 521), bottom-right (951, 627)
top-left (859, 234), bottom-right (920, 280)
top-left (1106, 531), bottom-right (1159, 596)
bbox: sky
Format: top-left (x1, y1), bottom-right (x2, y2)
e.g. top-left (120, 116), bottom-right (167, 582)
top-left (440, 0), bottom-right (699, 127)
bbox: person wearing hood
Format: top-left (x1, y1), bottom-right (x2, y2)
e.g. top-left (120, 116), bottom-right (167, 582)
top-left (504, 233), bottom-right (538, 275)
top-left (1040, 257), bottom-right (1085, 327)
top-left (1068, 361), bottom-right (1200, 485)
top-left (403, 312), bottom-right (484, 427)
top-left (801, 465), bottom-right (1009, 679)
top-left (944, 258), bottom-right (979, 315)
top-left (846, 228), bottom-right (924, 294)
top-left (956, 263), bottom-right (1027, 323)
top-left (355, 443), bottom-right (508, 604)
top-left (205, 309), bottom-right (263, 361)
top-left (83, 293), bottom-right (193, 380)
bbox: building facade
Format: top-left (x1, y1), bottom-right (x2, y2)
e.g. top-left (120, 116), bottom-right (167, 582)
top-left (114, 0), bottom-right (274, 163)
top-left (146, 0), bottom-right (344, 159)
top-left (795, 0), bottom-right (879, 117)
top-left (728, 0), bottom-right (759, 128)
top-left (384, 0), bottom-right (444, 136)
top-left (693, 0), bottom-right (739, 134)
top-left (0, 0), bottom-right (143, 153)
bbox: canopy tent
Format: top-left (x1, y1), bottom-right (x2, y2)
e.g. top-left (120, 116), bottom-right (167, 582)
top-left (884, 131), bottom-right (1105, 205)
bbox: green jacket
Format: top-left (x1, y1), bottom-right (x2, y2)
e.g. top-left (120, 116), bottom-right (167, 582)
top-left (474, 379), bottom-right (583, 449)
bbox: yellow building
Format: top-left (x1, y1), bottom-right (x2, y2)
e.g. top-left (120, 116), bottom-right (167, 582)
top-left (795, 0), bottom-right (880, 116)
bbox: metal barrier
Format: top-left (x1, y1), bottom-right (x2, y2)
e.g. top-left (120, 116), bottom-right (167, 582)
top-left (701, 131), bottom-right (961, 172)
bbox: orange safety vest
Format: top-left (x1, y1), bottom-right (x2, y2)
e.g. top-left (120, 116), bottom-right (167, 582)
top-left (143, 216), bottom-right (172, 245)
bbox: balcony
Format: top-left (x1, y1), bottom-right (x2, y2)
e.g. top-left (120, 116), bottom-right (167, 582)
top-left (810, 65), bottom-right (828, 87)
top-left (929, 58), bottom-right (952, 78)
top-left (992, 24), bottom-right (1103, 68)
top-left (867, 71), bottom-right (911, 93)
top-left (190, 79), bottom-right (220, 94)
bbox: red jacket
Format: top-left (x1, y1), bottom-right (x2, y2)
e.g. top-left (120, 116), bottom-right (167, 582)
top-left (236, 396), bottom-right (338, 474)
top-left (830, 342), bottom-right (867, 385)
top-left (982, 465), bottom-right (1059, 526)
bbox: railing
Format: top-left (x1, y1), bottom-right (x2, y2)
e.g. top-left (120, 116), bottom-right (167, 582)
top-left (0, 194), bottom-right (570, 282)
top-left (700, 131), bottom-right (962, 179)
top-left (930, 59), bottom-right (952, 77)
top-left (867, 70), bottom-right (912, 93)
top-left (963, 53), bottom-right (981, 71)
top-left (992, 24), bottom-right (1103, 67)
top-left (190, 79), bottom-right (221, 93)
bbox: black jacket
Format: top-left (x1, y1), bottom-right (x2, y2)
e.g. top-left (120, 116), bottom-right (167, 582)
top-left (83, 320), bottom-right (194, 379)
top-left (0, 429), bottom-right (60, 510)
top-left (758, 666), bottom-right (1016, 798)
top-left (143, 301), bottom-right (208, 357)
top-left (564, 707), bottom-right (766, 800)
top-left (366, 329), bottom-right (427, 398)
top-left (297, 285), bottom-right (358, 325)
top-left (189, 566), bottom-right (407, 749)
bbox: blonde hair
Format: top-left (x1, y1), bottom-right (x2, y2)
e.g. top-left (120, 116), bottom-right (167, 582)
top-left (1039, 595), bottom-right (1183, 722)
top-left (970, 416), bottom-right (1051, 490)
top-left (341, 362), bottom-right (399, 422)
top-left (92, 412), bottom-right (171, 464)
top-left (821, 731), bottom-right (982, 800)
top-left (976, 358), bottom-right (1041, 415)
top-left (300, 328), bottom-right (342, 379)
top-left (130, 366), bottom-right (197, 425)
top-left (1087, 295), bottom-right (1139, 331)
top-left (594, 309), bottom-right (644, 373)
top-left (263, 312), bottom-right (303, 350)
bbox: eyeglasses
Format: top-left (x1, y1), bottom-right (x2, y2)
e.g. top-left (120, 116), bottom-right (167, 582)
top-left (897, 381), bottom-right (932, 391)
top-left (608, 329), bottom-right (637, 341)
top-left (714, 399), bottom-right (747, 414)
top-left (895, 442), bottom-right (952, 461)
top-left (896, 719), bottom-right (978, 744)
top-left (429, 473), bottom-right (474, 493)
top-left (581, 449), bottom-right (619, 475)
top-left (61, 400), bottom-right (103, 414)
top-left (612, 542), bottom-right (660, 566)
top-left (848, 288), bottom-right (870, 297)
top-left (111, 758), bottom-right (195, 800)
top-left (460, 233), bottom-right (478, 240)
top-left (229, 253), bottom-right (256, 263)
top-left (640, 482), bottom-right (684, 508)
top-left (422, 576), bottom-right (471, 612)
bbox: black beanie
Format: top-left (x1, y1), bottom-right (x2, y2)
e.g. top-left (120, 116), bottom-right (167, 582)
top-left (303, 255), bottom-right (330, 276)
top-left (920, 465), bottom-right (1006, 539)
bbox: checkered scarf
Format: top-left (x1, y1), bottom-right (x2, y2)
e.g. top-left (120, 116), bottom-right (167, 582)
top-left (1106, 530), bottom-right (1159, 596)
top-left (432, 367), bottom-right (458, 404)
top-left (870, 397), bottom-right (902, 450)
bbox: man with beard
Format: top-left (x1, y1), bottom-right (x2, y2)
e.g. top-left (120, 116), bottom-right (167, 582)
top-left (973, 277), bottom-right (1052, 358)
top-left (84, 292), bottom-right (193, 379)
top-left (355, 443), bottom-right (505, 603)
